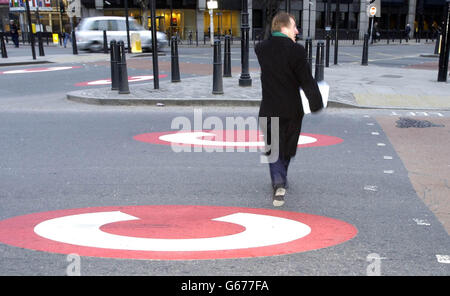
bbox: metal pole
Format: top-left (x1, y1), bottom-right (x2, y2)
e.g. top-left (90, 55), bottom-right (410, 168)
top-left (110, 40), bottom-right (119, 91)
top-left (171, 36), bottom-right (181, 82)
top-left (210, 9), bottom-right (214, 46)
top-left (72, 29), bottom-right (78, 55)
top-left (369, 17), bottom-right (374, 44)
top-left (239, 0), bottom-right (252, 87)
top-left (117, 41), bottom-right (130, 94)
top-left (213, 40), bottom-right (224, 94)
top-left (103, 30), bottom-right (108, 53)
top-left (305, 38), bottom-right (313, 73)
top-left (308, 1), bottom-right (311, 38)
top-left (325, 33), bottom-right (330, 67)
top-left (362, 33), bottom-right (369, 66)
top-left (125, 0), bottom-right (131, 53)
top-left (224, 35), bottom-right (232, 77)
top-left (24, 0), bottom-right (36, 60)
top-left (437, 0), bottom-right (450, 82)
top-left (334, 0), bottom-right (340, 65)
top-left (285, 0), bottom-right (291, 13)
top-left (150, 0), bottom-right (159, 89)
top-left (315, 41), bottom-right (325, 82)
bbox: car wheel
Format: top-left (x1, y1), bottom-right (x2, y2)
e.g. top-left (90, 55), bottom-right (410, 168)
top-left (89, 41), bottom-right (103, 53)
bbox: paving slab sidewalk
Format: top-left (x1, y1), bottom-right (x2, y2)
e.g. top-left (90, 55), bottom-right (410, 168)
top-left (66, 63), bottom-right (450, 111)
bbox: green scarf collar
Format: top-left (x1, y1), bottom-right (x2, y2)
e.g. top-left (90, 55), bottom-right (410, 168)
top-left (272, 31), bottom-right (289, 38)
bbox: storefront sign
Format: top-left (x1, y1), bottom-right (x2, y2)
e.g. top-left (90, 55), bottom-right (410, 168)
top-left (9, 0), bottom-right (52, 11)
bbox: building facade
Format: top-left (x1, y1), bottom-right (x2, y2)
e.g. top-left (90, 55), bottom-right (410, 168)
top-left (3, 0), bottom-right (448, 40)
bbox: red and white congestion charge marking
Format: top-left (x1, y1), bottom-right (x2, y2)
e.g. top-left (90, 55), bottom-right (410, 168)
top-left (0, 66), bottom-right (81, 74)
top-left (0, 205), bottom-right (357, 260)
top-left (133, 130), bottom-right (343, 148)
top-left (75, 75), bottom-right (168, 86)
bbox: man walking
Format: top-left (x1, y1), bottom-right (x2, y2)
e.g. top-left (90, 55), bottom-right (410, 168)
top-left (405, 24), bottom-right (411, 42)
top-left (63, 23), bottom-right (72, 48)
top-left (9, 20), bottom-right (19, 48)
top-left (255, 12), bottom-right (323, 207)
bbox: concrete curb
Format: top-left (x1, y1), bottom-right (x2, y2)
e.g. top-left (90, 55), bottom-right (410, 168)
top-left (66, 93), bottom-right (261, 107)
top-left (0, 60), bottom-right (53, 67)
top-left (66, 91), bottom-right (450, 111)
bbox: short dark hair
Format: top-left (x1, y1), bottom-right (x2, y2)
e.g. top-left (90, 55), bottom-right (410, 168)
top-left (271, 12), bottom-right (295, 33)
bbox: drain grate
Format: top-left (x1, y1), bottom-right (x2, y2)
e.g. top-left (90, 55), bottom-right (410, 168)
top-left (396, 117), bottom-right (445, 128)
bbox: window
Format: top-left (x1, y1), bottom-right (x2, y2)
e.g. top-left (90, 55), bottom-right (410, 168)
top-left (116, 20), bottom-right (142, 31)
top-left (89, 20), bottom-right (113, 31)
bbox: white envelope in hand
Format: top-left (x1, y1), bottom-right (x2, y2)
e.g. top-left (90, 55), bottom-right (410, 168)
top-left (300, 81), bottom-right (330, 114)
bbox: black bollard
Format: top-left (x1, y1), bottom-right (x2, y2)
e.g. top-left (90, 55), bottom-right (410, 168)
top-left (212, 40), bottom-right (224, 95)
top-left (325, 33), bottom-right (330, 67)
top-left (305, 38), bottom-right (313, 73)
top-left (196, 30), bottom-right (198, 47)
top-left (362, 33), bottom-right (369, 66)
top-left (38, 32), bottom-right (45, 56)
top-left (117, 41), bottom-right (130, 94)
top-left (110, 40), bottom-right (119, 91)
top-left (103, 30), bottom-right (108, 54)
top-left (223, 35), bottom-right (232, 77)
top-left (315, 41), bottom-right (325, 82)
top-left (72, 30), bottom-right (78, 55)
top-left (171, 36), bottom-right (181, 82)
top-left (437, 1), bottom-right (449, 82)
top-left (1, 34), bottom-right (7, 58)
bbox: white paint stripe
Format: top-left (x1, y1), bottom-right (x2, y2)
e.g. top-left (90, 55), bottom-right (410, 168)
top-left (371, 132), bottom-right (380, 135)
top-left (383, 156), bottom-right (393, 160)
top-left (383, 170), bottom-right (394, 174)
top-left (412, 218), bottom-right (431, 226)
top-left (377, 143), bottom-right (386, 147)
top-left (2, 66), bottom-right (75, 74)
top-left (34, 211), bottom-right (311, 252)
top-left (159, 132), bottom-right (317, 147)
top-left (436, 255), bottom-right (450, 264)
top-left (364, 185), bottom-right (378, 192)
top-left (367, 123), bottom-right (375, 126)
top-left (86, 76), bottom-right (155, 86)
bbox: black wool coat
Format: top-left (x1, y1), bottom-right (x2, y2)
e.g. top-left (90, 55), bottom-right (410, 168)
top-left (255, 35), bottom-right (323, 119)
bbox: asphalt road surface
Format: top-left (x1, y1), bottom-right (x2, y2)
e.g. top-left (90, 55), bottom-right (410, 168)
top-left (0, 106), bottom-right (449, 276)
top-left (0, 42), bottom-right (448, 278)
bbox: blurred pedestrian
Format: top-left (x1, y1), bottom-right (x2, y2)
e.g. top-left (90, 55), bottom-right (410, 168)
top-left (9, 20), bottom-right (19, 48)
top-left (63, 23), bottom-right (72, 48)
top-left (405, 24), bottom-right (411, 42)
top-left (255, 12), bottom-right (323, 207)
top-left (373, 22), bottom-right (380, 42)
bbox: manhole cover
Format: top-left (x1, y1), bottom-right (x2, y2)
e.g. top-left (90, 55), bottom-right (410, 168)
top-left (396, 117), bottom-right (444, 128)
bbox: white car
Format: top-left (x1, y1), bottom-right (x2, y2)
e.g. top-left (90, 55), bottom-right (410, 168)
top-left (75, 16), bottom-right (168, 52)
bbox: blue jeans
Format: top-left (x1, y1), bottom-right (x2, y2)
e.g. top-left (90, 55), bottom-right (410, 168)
top-left (269, 156), bottom-right (291, 189)
top-left (63, 33), bottom-right (71, 48)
